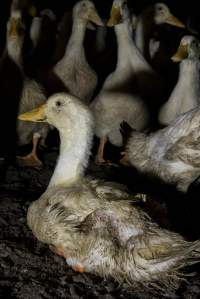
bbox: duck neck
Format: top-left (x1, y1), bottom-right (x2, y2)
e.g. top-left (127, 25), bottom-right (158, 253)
top-left (7, 37), bottom-right (23, 69)
top-left (135, 7), bottom-right (154, 59)
top-left (64, 18), bottom-right (87, 58)
top-left (115, 19), bottom-right (150, 72)
top-left (115, 19), bottom-right (134, 70)
top-left (48, 118), bottom-right (92, 188)
top-left (176, 59), bottom-right (200, 95)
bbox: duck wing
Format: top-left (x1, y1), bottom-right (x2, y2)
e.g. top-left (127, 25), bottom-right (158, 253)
top-left (164, 130), bottom-right (200, 167)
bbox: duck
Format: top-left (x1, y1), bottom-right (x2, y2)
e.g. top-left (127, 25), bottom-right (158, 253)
top-left (53, 0), bottom-right (104, 103)
top-left (5, 10), bottom-right (48, 168)
top-left (134, 3), bottom-right (185, 62)
top-left (18, 92), bottom-right (200, 293)
top-left (121, 105), bottom-right (200, 193)
top-left (158, 35), bottom-right (200, 126)
top-left (90, 0), bottom-right (166, 164)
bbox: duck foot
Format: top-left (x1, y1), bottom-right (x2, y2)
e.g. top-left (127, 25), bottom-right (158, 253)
top-left (17, 153), bottom-right (42, 169)
top-left (72, 264), bottom-right (85, 273)
top-left (95, 157), bottom-right (118, 166)
top-left (49, 245), bottom-right (65, 257)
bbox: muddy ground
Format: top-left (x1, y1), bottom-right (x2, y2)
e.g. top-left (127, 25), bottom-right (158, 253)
top-left (1, 142), bottom-right (200, 299)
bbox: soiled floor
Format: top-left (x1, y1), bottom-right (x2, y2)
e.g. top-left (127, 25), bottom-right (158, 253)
top-left (1, 146), bottom-right (200, 299)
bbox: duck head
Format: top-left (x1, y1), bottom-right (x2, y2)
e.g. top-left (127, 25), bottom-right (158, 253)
top-left (18, 92), bottom-right (94, 135)
top-left (107, 0), bottom-right (130, 27)
top-left (171, 36), bottom-right (200, 62)
top-left (153, 3), bottom-right (185, 28)
top-left (11, 0), bottom-right (37, 17)
top-left (73, 0), bottom-right (104, 27)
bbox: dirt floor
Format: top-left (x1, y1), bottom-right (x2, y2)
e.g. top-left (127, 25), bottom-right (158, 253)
top-left (1, 143), bottom-right (200, 299)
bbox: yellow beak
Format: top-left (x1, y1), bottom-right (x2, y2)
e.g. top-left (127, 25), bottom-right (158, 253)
top-left (165, 14), bottom-right (185, 28)
top-left (107, 5), bottom-right (122, 27)
top-left (88, 9), bottom-right (104, 26)
top-left (18, 104), bottom-right (46, 122)
top-left (171, 44), bottom-right (188, 62)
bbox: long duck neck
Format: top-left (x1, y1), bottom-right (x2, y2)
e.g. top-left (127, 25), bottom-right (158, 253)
top-left (63, 18), bottom-right (87, 59)
top-left (115, 19), bottom-right (134, 70)
top-left (115, 19), bottom-right (151, 72)
top-left (135, 7), bottom-right (154, 60)
top-left (7, 36), bottom-right (23, 70)
top-left (48, 114), bottom-right (93, 188)
top-left (174, 59), bottom-right (200, 97)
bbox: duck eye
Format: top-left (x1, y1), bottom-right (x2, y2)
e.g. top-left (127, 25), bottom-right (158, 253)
top-left (56, 100), bottom-right (62, 107)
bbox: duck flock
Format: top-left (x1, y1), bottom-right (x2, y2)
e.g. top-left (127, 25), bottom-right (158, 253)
top-left (1, 0), bottom-right (200, 298)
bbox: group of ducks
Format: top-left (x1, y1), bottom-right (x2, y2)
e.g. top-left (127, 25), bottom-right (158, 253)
top-left (1, 0), bottom-right (200, 294)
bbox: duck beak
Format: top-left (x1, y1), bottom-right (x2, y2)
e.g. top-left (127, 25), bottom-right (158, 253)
top-left (9, 18), bottom-right (18, 37)
top-left (171, 43), bottom-right (188, 62)
top-left (18, 104), bottom-right (47, 122)
top-left (107, 5), bottom-right (122, 27)
top-left (28, 5), bottom-right (37, 17)
top-left (165, 14), bottom-right (185, 28)
top-left (88, 8), bottom-right (104, 26)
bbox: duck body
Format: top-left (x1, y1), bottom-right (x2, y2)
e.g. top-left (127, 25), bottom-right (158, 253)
top-left (17, 79), bottom-right (48, 146)
top-left (126, 107), bottom-right (200, 192)
top-left (19, 92), bottom-right (200, 292)
top-left (53, 1), bottom-right (103, 103)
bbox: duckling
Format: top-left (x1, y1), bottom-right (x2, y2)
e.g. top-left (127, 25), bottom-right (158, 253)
top-left (135, 3), bottom-right (185, 62)
top-left (159, 36), bottom-right (200, 126)
top-left (122, 106), bottom-right (200, 193)
top-left (6, 11), bottom-right (48, 168)
top-left (53, 0), bottom-right (104, 103)
top-left (19, 92), bottom-right (200, 293)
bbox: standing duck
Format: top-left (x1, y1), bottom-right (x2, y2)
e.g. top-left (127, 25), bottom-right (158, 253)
top-left (159, 35), bottom-right (200, 126)
top-left (18, 92), bottom-right (200, 293)
top-left (5, 11), bottom-right (48, 168)
top-left (53, 0), bottom-right (104, 103)
top-left (90, 0), bottom-right (165, 164)
top-left (122, 105), bottom-right (200, 193)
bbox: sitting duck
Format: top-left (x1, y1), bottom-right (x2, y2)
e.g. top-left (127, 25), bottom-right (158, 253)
top-left (159, 35), bottom-right (200, 126)
top-left (53, 0), bottom-right (104, 103)
top-left (19, 92), bottom-right (200, 291)
top-left (122, 106), bottom-right (200, 193)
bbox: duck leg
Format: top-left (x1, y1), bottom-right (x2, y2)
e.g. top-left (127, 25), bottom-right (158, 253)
top-left (17, 133), bottom-right (42, 169)
top-left (95, 136), bottom-right (114, 165)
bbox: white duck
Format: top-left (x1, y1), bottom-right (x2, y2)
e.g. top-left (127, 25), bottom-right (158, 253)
top-left (159, 36), bottom-right (200, 126)
top-left (18, 92), bottom-right (200, 293)
top-left (91, 0), bottom-right (165, 164)
top-left (6, 11), bottom-right (48, 168)
top-left (53, 0), bottom-right (104, 103)
top-left (122, 106), bottom-right (200, 193)
top-left (135, 3), bottom-right (185, 62)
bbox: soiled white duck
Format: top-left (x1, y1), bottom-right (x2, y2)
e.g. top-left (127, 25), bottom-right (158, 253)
top-left (7, 11), bottom-right (48, 168)
top-left (123, 106), bottom-right (200, 193)
top-left (159, 36), bottom-right (200, 126)
top-left (91, 0), bottom-right (166, 164)
top-left (53, 0), bottom-right (104, 103)
top-left (18, 92), bottom-right (200, 293)
top-left (135, 3), bottom-right (185, 62)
